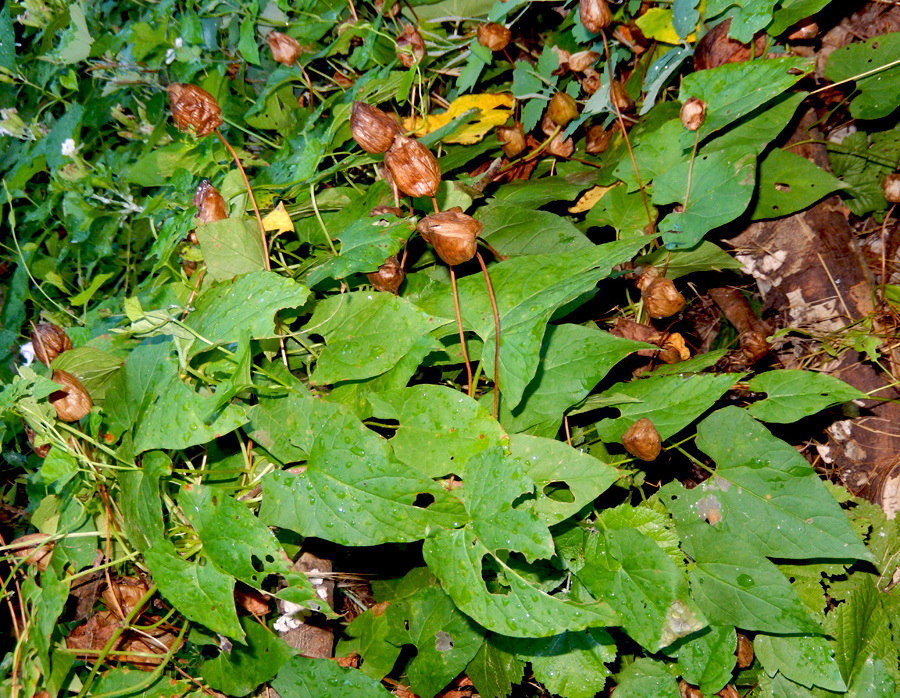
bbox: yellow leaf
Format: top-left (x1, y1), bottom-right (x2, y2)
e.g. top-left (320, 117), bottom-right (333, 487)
top-left (402, 93), bottom-right (514, 145)
top-left (569, 185), bottom-right (614, 214)
top-left (635, 8), bottom-right (696, 44)
top-left (263, 202), bottom-right (294, 233)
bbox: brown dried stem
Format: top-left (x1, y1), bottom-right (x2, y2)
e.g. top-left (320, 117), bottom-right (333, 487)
top-left (477, 252), bottom-right (501, 419)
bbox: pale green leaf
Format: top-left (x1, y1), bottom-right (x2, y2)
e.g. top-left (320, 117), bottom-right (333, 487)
top-left (755, 634), bottom-right (846, 692)
top-left (271, 656), bottom-right (393, 698)
top-left (747, 370), bottom-right (867, 423)
top-left (196, 218), bottom-right (267, 282)
top-left (51, 346), bottom-right (122, 405)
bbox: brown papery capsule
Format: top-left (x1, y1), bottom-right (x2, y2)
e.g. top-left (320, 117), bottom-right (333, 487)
top-left (547, 133), bottom-right (574, 158)
top-left (101, 577), bottom-right (151, 617)
top-left (367, 256), bottom-right (405, 293)
top-left (568, 50), bottom-right (600, 72)
top-left (585, 125), bottom-right (612, 154)
top-left (31, 323), bottom-right (72, 366)
top-left (396, 23), bottom-right (425, 67)
top-left (350, 101), bottom-right (402, 154)
top-left (679, 682), bottom-right (703, 698)
top-left (384, 136), bottom-right (441, 199)
top-left (547, 91), bottom-right (579, 126)
top-left (622, 417), bottom-right (662, 461)
top-left (417, 207), bottom-right (482, 266)
top-left (580, 68), bottom-right (602, 95)
top-left (24, 423), bottom-right (51, 458)
top-left (10, 533), bottom-right (54, 571)
top-left (883, 173), bottom-right (900, 203)
top-left (680, 97), bottom-right (707, 131)
top-left (166, 83), bottom-right (222, 137)
top-left (193, 180), bottom-right (228, 223)
top-left (580, 0), bottom-right (612, 33)
top-left (49, 370), bottom-right (92, 422)
top-left (610, 80), bottom-right (633, 112)
top-left (477, 22), bottom-right (511, 52)
top-left (735, 633), bottom-right (754, 669)
top-left (267, 31), bottom-right (302, 66)
top-left (497, 125), bottom-right (526, 158)
top-left (641, 276), bottom-right (685, 319)
top-left (716, 687), bottom-right (740, 698)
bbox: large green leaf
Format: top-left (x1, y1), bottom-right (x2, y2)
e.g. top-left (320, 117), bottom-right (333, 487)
top-left (613, 657), bottom-right (681, 698)
top-left (750, 149), bottom-right (845, 220)
top-left (415, 239), bottom-right (650, 408)
top-left (477, 202), bottom-right (592, 257)
top-left (755, 634), bottom-right (846, 692)
top-left (825, 33), bottom-right (900, 120)
top-left (307, 291), bottom-right (448, 384)
top-left (516, 629), bottom-right (616, 698)
top-left (584, 184), bottom-right (657, 239)
top-left (50, 346), bottom-right (122, 405)
top-left (465, 636), bottom-right (525, 698)
top-left (746, 369), bottom-right (867, 423)
top-left (337, 607), bottom-right (402, 681)
top-left (271, 656), bottom-right (393, 698)
top-left (196, 218), bottom-right (267, 282)
top-left (672, 625), bottom-right (735, 695)
top-left (368, 385), bottom-right (505, 478)
top-left (259, 399), bottom-right (466, 545)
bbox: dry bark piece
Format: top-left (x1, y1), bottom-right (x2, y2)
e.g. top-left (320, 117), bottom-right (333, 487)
top-left (49, 370), bottom-right (92, 422)
top-left (367, 256), bottom-right (405, 293)
top-left (547, 92), bottom-right (579, 126)
top-left (641, 276), bottom-right (686, 319)
top-left (579, 0), bottom-right (612, 33)
top-left (477, 22), bottom-right (511, 51)
top-left (267, 30), bottom-right (302, 65)
top-left (693, 19), bottom-right (767, 71)
top-left (384, 136), bottom-right (441, 198)
top-left (193, 180), bottom-right (228, 223)
top-left (736, 632), bottom-right (754, 669)
top-left (396, 24), bottom-right (425, 67)
top-left (350, 101), bottom-right (403, 154)
top-left (497, 125), bottom-right (526, 158)
top-left (585, 125), bottom-right (612, 154)
top-left (622, 417), bottom-right (662, 461)
top-left (10, 533), bottom-right (54, 571)
top-left (24, 423), bottom-right (51, 458)
top-left (166, 83), bottom-right (222, 137)
top-left (680, 97), bottom-right (707, 131)
top-left (31, 323), bottom-right (72, 366)
top-left (417, 208), bottom-right (482, 266)
top-left (883, 173), bottom-right (900, 203)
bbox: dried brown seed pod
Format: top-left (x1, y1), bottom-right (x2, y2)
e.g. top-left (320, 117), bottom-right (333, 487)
top-left (267, 31), bottom-right (302, 66)
top-left (497, 125), bottom-right (526, 158)
top-left (384, 136), bottom-right (441, 199)
top-left (193, 180), bottom-right (228, 223)
top-left (367, 256), bottom-right (406, 293)
top-left (735, 633), bottom-right (754, 669)
top-left (49, 370), bottom-right (92, 422)
top-left (477, 22), bottom-right (511, 52)
top-left (740, 330), bottom-right (769, 364)
top-left (679, 681), bottom-right (703, 698)
top-left (786, 18), bottom-right (818, 41)
top-left (568, 50), bottom-right (600, 72)
top-left (396, 23), bottom-right (425, 67)
top-left (642, 277), bottom-right (685, 319)
top-left (622, 417), bottom-right (662, 461)
top-left (24, 423), bottom-right (51, 458)
top-left (883, 173), bottom-right (900, 203)
top-left (31, 323), bottom-right (72, 366)
top-left (610, 80), bottom-right (633, 112)
top-left (547, 91), bottom-right (579, 126)
top-left (166, 83), bottom-right (222, 137)
top-left (580, 0), bottom-right (612, 33)
top-left (350, 101), bottom-right (403, 154)
top-left (580, 68), bottom-right (602, 95)
top-left (540, 112), bottom-right (557, 138)
top-left (585, 125), bottom-right (612, 154)
top-left (417, 207), bottom-right (482, 266)
top-left (716, 686), bottom-right (740, 698)
top-left (101, 577), bottom-right (151, 617)
top-left (10, 533), bottom-right (54, 571)
top-left (680, 97), bottom-right (707, 131)
top-left (547, 133), bottom-right (574, 158)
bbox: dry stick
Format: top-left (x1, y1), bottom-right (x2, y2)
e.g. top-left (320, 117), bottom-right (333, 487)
top-left (214, 130), bottom-right (270, 272)
top-left (477, 251), bottom-right (501, 419)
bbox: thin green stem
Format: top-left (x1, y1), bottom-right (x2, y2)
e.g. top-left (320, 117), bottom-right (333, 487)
top-left (310, 183), bottom-right (339, 255)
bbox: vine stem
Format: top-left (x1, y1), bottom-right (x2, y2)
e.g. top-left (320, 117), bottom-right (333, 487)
top-left (214, 130), bottom-right (270, 271)
top-left (477, 251), bottom-right (501, 420)
top-left (450, 265), bottom-right (475, 397)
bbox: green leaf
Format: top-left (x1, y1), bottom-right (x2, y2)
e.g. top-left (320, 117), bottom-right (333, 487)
top-left (178, 485), bottom-right (319, 607)
top-left (755, 634), bottom-right (846, 692)
top-left (614, 120), bottom-right (688, 192)
top-left (116, 451), bottom-right (168, 552)
top-left (200, 618), bottom-right (296, 696)
top-left (0, 5), bottom-right (17, 71)
top-left (477, 202), bottom-right (593, 257)
top-left (655, 147), bottom-right (757, 249)
top-left (751, 149), bottom-right (845, 220)
top-left (636, 241), bottom-right (743, 279)
top-left (57, 3), bottom-right (94, 64)
top-left (271, 656), bottom-right (393, 698)
top-left (679, 57), bottom-right (812, 141)
top-left (595, 373), bottom-right (740, 443)
top-left (259, 399), bottom-right (466, 545)
top-left (825, 33), bottom-right (900, 120)
top-left (613, 657), bottom-right (680, 698)
top-left (247, 387), bottom-right (312, 464)
top-left (465, 636), bottom-right (525, 698)
top-left (125, 142), bottom-right (203, 187)
top-left (238, 16), bottom-right (261, 65)
top-left (196, 218), bottom-right (267, 282)
top-left (769, 0), bottom-right (832, 36)
top-left (598, 502), bottom-right (683, 565)
top-left (337, 606), bottom-right (402, 681)
top-left (51, 346), bottom-right (122, 405)
top-left (368, 385), bottom-right (505, 478)
top-left (307, 291), bottom-right (448, 384)
top-left (492, 176), bottom-right (588, 208)
top-left (584, 185), bottom-right (657, 239)
top-left (144, 539), bottom-right (244, 640)
top-left (828, 130), bottom-right (900, 216)
top-left (746, 369), bottom-right (867, 423)
top-left (517, 629), bottom-right (616, 698)
top-left (672, 625), bottom-right (735, 695)
top-left (577, 528), bottom-right (705, 651)
top-left (416, 239), bottom-right (650, 408)
top-left (510, 434), bottom-right (621, 525)
top-left (708, 91), bottom-right (806, 154)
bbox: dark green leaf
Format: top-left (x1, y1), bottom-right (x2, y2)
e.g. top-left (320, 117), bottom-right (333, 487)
top-left (305, 218), bottom-right (412, 287)
top-left (517, 629), bottom-right (616, 698)
top-left (672, 625), bottom-right (735, 695)
top-left (465, 636), bottom-right (525, 698)
top-left (747, 369), bottom-right (867, 423)
top-left (825, 33), bottom-right (900, 119)
top-left (613, 657), bottom-right (680, 698)
top-left (271, 656), bottom-right (393, 697)
top-left (751, 149), bottom-right (845, 220)
top-left (200, 618), bottom-right (295, 696)
top-left (755, 633), bottom-right (846, 692)
top-left (477, 202), bottom-right (592, 257)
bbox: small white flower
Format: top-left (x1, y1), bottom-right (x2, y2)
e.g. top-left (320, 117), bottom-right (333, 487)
top-left (174, 37), bottom-right (183, 48)
top-left (165, 48), bottom-right (176, 65)
top-left (60, 138), bottom-right (78, 157)
top-left (20, 342), bottom-right (35, 366)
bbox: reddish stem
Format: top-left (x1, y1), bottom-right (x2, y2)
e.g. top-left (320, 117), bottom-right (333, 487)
top-left (477, 251), bottom-right (501, 419)
top-left (450, 265), bottom-right (475, 396)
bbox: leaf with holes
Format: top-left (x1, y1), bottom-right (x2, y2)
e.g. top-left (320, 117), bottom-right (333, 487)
top-left (825, 32), bottom-right (900, 120)
top-left (747, 370), bottom-right (867, 423)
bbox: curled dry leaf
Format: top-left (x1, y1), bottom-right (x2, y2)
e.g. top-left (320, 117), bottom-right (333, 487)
top-left (267, 30), bottom-right (302, 65)
top-left (622, 417), bottom-right (662, 461)
top-left (10, 533), bottom-right (54, 571)
top-left (350, 101), bottom-right (403, 154)
top-left (579, 0), bottom-right (612, 33)
top-left (417, 207), bottom-right (482, 266)
top-left (680, 97), bottom-right (707, 131)
top-left (101, 577), bottom-right (150, 617)
top-left (610, 80), bottom-right (633, 112)
top-left (49, 370), bottom-right (93, 422)
top-left (611, 318), bottom-right (690, 363)
top-left (477, 22), bottom-right (511, 52)
top-left (367, 256), bottom-right (406, 293)
top-left (384, 136), bottom-right (441, 199)
top-left (24, 423), bottom-right (51, 458)
top-left (166, 83), bottom-right (222, 137)
top-left (547, 91), bottom-right (579, 126)
top-left (193, 180), bottom-right (228, 223)
top-left (883, 173), bottom-right (900, 203)
top-left (568, 50), bottom-right (600, 72)
top-left (396, 23), bottom-right (425, 67)
top-left (580, 67), bottom-right (602, 95)
top-left (736, 632), bottom-right (754, 668)
top-left (31, 323), bottom-right (72, 366)
top-left (497, 125), bottom-right (526, 158)
top-left (786, 18), bottom-right (819, 41)
top-left (585, 125), bottom-right (612, 154)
